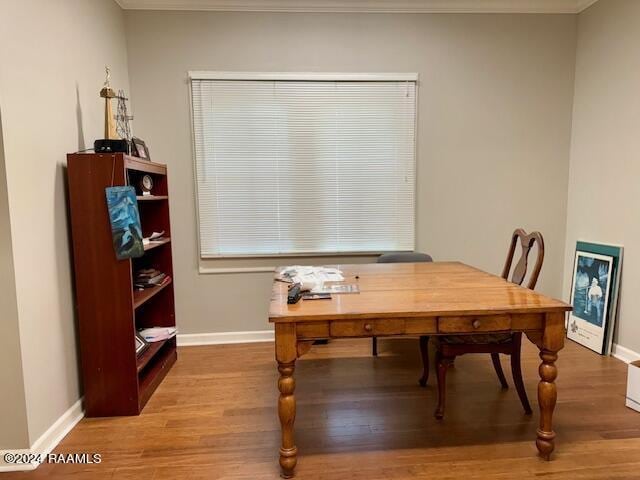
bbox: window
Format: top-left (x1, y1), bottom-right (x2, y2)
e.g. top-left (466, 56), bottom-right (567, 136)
top-left (190, 73), bottom-right (417, 257)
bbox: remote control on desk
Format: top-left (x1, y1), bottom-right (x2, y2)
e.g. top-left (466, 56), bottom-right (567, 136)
top-left (287, 284), bottom-right (302, 304)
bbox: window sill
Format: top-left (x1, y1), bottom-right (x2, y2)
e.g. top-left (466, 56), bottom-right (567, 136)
top-left (199, 265), bottom-right (277, 274)
top-left (197, 252), bottom-right (389, 274)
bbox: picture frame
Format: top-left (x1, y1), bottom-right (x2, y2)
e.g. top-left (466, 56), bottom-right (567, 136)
top-left (105, 186), bottom-right (144, 260)
top-left (131, 137), bottom-right (150, 160)
top-left (135, 333), bottom-right (149, 357)
top-left (567, 241), bottom-right (624, 355)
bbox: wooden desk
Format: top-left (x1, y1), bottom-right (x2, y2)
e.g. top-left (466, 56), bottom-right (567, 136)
top-left (269, 262), bottom-right (572, 478)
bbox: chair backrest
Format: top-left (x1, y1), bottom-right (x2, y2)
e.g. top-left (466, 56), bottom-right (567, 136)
top-left (501, 228), bottom-right (544, 289)
top-left (377, 252), bottom-right (433, 264)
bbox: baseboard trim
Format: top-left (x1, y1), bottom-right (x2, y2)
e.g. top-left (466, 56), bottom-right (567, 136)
top-left (0, 398), bottom-right (84, 472)
top-left (177, 330), bottom-right (275, 346)
top-left (0, 449), bottom-right (33, 472)
top-left (612, 343), bottom-right (640, 364)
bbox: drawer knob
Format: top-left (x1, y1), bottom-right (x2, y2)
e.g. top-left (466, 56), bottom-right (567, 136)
top-left (472, 319), bottom-right (481, 329)
top-left (364, 323), bottom-right (373, 332)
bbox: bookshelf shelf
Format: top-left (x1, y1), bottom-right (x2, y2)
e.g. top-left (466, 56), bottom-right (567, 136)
top-left (133, 277), bottom-right (173, 309)
top-left (138, 342), bottom-right (177, 409)
top-left (137, 338), bottom-right (171, 373)
top-left (137, 195), bottom-right (169, 201)
top-left (143, 237), bottom-right (171, 251)
top-left (67, 152), bottom-right (176, 417)
top-left (125, 155), bottom-right (166, 175)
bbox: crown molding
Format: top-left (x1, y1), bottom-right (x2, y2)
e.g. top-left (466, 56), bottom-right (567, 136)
top-left (574, 0), bottom-right (599, 12)
top-left (115, 0), bottom-right (600, 14)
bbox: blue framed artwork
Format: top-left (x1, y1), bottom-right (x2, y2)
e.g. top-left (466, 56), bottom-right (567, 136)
top-left (567, 241), bottom-right (623, 355)
top-left (105, 186), bottom-right (144, 260)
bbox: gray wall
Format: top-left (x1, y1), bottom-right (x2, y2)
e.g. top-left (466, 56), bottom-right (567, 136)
top-left (0, 110), bottom-right (30, 450)
top-left (0, 0), bottom-right (130, 447)
top-left (124, 11), bottom-right (577, 334)
top-left (564, 0), bottom-right (640, 353)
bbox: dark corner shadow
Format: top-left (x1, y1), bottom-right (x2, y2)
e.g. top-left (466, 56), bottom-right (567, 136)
top-left (56, 160), bottom-right (83, 395)
top-left (76, 82), bottom-right (86, 152)
top-left (67, 81), bottom-right (85, 386)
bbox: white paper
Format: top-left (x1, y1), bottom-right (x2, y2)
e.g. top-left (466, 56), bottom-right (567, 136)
top-left (278, 266), bottom-right (344, 291)
top-left (139, 327), bottom-right (177, 342)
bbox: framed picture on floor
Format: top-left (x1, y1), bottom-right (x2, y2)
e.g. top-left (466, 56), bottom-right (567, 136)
top-left (567, 241), bottom-right (623, 355)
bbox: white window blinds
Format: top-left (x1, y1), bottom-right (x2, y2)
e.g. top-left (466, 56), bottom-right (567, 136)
top-left (190, 75), bottom-right (416, 257)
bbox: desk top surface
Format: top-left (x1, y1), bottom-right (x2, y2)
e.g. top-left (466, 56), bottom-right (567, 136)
top-left (268, 262), bottom-right (571, 323)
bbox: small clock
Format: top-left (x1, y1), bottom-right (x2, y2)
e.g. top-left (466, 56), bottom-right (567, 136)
top-left (139, 174), bottom-right (154, 195)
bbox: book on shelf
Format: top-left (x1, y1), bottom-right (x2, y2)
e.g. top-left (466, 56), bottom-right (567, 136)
top-left (134, 268), bottom-right (171, 289)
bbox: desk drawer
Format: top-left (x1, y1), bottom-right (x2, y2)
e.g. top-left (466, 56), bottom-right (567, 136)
top-left (296, 322), bottom-right (330, 339)
top-left (329, 319), bottom-right (405, 337)
top-left (438, 315), bottom-right (511, 333)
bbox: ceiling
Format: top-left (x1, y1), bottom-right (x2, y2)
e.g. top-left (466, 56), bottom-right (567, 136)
top-left (115, 0), bottom-right (599, 13)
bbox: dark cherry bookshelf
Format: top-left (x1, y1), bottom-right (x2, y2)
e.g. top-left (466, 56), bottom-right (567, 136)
top-left (67, 153), bottom-right (177, 417)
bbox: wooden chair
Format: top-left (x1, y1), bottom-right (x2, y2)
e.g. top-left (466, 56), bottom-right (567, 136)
top-left (374, 252), bottom-right (433, 356)
top-left (419, 228), bottom-right (544, 419)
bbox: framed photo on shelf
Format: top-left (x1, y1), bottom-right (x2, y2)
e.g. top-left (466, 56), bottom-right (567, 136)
top-left (567, 241), bottom-right (623, 355)
top-left (135, 333), bottom-right (149, 357)
top-left (131, 137), bottom-right (150, 160)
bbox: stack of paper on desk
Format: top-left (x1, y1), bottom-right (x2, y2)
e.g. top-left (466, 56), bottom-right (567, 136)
top-left (277, 266), bottom-right (344, 291)
top-left (311, 284), bottom-right (360, 294)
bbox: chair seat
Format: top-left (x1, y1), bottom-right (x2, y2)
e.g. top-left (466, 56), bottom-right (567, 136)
top-left (438, 333), bottom-right (513, 345)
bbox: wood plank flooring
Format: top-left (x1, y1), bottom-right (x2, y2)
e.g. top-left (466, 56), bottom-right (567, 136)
top-left (5, 338), bottom-right (640, 479)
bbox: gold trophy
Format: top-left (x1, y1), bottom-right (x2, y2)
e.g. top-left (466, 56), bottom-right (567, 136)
top-left (100, 66), bottom-right (118, 140)
top-left (94, 66), bottom-right (132, 153)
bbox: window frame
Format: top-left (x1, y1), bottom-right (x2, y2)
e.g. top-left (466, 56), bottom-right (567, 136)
top-left (188, 71), bottom-right (419, 260)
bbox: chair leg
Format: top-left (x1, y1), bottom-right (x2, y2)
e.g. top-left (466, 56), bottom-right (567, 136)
top-left (435, 350), bottom-right (452, 419)
top-left (510, 334), bottom-right (532, 415)
top-left (372, 336), bottom-right (378, 356)
top-left (418, 336), bottom-right (430, 387)
top-left (491, 352), bottom-right (509, 390)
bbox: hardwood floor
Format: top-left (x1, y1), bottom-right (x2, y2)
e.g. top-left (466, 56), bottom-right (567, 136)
top-left (5, 338), bottom-right (640, 479)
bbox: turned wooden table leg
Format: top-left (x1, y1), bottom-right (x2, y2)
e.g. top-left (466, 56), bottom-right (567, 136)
top-left (537, 348), bottom-right (558, 459)
top-left (278, 361), bottom-right (297, 478)
top-left (275, 324), bottom-right (298, 478)
top-left (534, 312), bottom-right (565, 460)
